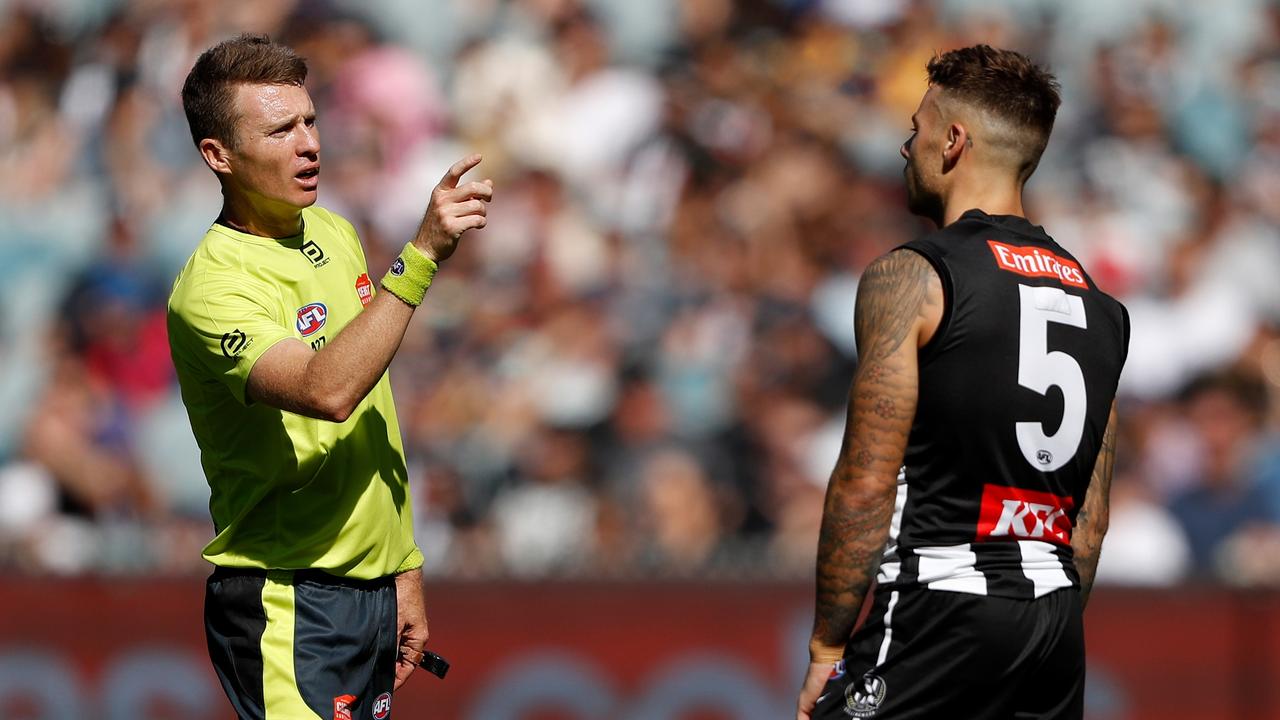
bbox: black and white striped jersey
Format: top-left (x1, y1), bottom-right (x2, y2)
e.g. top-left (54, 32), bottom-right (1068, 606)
top-left (876, 210), bottom-right (1129, 600)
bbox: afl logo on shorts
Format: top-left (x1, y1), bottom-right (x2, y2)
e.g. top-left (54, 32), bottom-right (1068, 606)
top-left (372, 692), bottom-right (392, 719)
top-left (296, 302), bottom-right (328, 337)
top-left (844, 672), bottom-right (887, 718)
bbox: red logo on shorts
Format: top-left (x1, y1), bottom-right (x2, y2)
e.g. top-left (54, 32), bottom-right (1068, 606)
top-left (372, 692), bottom-right (392, 719)
top-left (333, 694), bottom-right (357, 720)
top-left (976, 484), bottom-right (1074, 545)
top-left (987, 240), bottom-right (1088, 289)
top-left (355, 273), bottom-right (373, 307)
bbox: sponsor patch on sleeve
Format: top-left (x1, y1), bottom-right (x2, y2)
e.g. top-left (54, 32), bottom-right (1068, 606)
top-left (355, 273), bottom-right (373, 307)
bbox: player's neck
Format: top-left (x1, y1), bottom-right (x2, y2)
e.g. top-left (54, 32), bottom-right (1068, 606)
top-left (219, 196), bottom-right (304, 239)
top-left (942, 190), bottom-right (1018, 226)
top-left (941, 178), bottom-right (1025, 227)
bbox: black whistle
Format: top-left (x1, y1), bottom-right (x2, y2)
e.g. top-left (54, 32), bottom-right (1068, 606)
top-left (418, 650), bottom-right (450, 679)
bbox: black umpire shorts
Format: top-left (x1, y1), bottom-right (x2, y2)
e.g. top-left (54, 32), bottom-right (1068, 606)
top-left (813, 587), bottom-right (1085, 720)
top-left (205, 567), bottom-right (398, 720)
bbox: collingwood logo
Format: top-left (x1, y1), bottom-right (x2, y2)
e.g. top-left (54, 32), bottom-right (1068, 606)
top-left (300, 240), bottom-right (329, 268)
top-left (220, 329), bottom-right (248, 358)
top-left (844, 672), bottom-right (887, 718)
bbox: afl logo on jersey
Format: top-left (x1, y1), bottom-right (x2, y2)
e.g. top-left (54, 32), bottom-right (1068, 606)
top-left (372, 692), bottom-right (392, 719)
top-left (296, 302), bottom-right (328, 337)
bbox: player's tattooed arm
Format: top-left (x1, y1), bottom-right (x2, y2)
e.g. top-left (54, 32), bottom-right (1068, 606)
top-left (808, 249), bottom-right (940, 661)
top-left (1072, 399), bottom-right (1117, 610)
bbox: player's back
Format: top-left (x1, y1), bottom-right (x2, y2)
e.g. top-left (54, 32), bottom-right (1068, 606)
top-left (878, 209), bottom-right (1129, 600)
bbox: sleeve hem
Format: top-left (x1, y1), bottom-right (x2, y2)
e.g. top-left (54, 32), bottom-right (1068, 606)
top-left (395, 547), bottom-right (425, 574)
top-left (232, 333), bottom-right (297, 406)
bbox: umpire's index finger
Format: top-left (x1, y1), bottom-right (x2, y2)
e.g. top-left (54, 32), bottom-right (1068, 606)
top-left (440, 154), bottom-right (482, 190)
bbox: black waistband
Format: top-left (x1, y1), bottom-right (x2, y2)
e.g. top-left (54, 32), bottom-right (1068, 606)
top-left (208, 565), bottom-right (394, 590)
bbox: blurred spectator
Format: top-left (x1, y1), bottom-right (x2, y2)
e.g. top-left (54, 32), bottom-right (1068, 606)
top-left (1167, 371), bottom-right (1274, 580)
top-left (491, 429), bottom-right (598, 575)
top-left (633, 447), bottom-right (726, 573)
top-left (1093, 416), bottom-right (1191, 586)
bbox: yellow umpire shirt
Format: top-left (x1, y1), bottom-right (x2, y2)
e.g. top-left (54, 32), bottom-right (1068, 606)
top-left (167, 206), bottom-right (423, 580)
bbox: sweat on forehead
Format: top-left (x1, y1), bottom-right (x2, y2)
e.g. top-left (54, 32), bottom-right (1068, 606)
top-left (234, 83), bottom-right (312, 121)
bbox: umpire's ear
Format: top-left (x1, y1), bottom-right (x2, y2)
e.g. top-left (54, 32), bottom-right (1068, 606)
top-left (199, 137), bottom-right (233, 176)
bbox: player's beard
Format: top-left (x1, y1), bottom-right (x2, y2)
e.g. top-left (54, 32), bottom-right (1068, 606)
top-left (904, 161), bottom-right (944, 227)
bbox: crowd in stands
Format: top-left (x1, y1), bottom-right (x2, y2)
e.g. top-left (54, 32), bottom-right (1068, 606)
top-left (1, 0), bottom-right (1278, 584)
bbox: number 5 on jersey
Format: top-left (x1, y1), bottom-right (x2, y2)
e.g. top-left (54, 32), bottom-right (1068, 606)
top-left (1016, 284), bottom-right (1087, 472)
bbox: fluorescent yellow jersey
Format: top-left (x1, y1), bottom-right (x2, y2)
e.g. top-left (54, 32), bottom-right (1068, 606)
top-left (167, 206), bottom-right (422, 579)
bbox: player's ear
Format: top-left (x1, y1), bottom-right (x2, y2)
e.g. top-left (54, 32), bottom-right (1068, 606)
top-left (942, 122), bottom-right (967, 171)
top-left (199, 137), bottom-right (233, 175)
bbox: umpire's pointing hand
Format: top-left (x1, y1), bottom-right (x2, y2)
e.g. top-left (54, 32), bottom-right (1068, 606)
top-left (413, 154), bottom-right (493, 263)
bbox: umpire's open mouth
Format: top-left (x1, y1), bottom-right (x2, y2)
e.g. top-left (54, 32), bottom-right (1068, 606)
top-left (296, 166), bottom-right (320, 189)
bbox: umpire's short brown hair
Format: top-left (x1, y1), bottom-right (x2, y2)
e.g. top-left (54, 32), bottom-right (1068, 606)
top-left (181, 34), bottom-right (307, 149)
top-left (926, 45), bottom-right (1061, 180)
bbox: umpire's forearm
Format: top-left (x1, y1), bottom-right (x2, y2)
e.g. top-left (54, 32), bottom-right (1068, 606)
top-left (304, 287), bottom-right (416, 416)
top-left (244, 285), bottom-right (416, 422)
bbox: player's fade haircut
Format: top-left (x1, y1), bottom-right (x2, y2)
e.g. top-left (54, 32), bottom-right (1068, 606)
top-left (926, 45), bottom-right (1061, 181)
top-left (181, 34), bottom-right (307, 150)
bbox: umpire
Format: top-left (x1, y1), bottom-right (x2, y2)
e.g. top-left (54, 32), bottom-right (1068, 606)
top-left (167, 35), bottom-right (491, 719)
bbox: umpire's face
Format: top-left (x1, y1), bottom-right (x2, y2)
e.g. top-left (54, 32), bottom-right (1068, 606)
top-left (223, 82), bottom-right (321, 216)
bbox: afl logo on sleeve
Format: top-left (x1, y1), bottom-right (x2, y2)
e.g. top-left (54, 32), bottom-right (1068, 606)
top-left (296, 302), bottom-right (328, 337)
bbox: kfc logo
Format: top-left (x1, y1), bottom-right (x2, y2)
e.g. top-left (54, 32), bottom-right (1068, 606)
top-left (976, 485), bottom-right (1074, 545)
top-left (987, 240), bottom-right (1088, 289)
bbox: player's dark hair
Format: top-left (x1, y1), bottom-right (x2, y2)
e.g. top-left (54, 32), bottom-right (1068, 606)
top-left (181, 34), bottom-right (307, 149)
top-left (926, 45), bottom-right (1061, 180)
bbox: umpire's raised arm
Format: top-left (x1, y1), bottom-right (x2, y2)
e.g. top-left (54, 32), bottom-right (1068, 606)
top-left (245, 154), bottom-right (493, 422)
